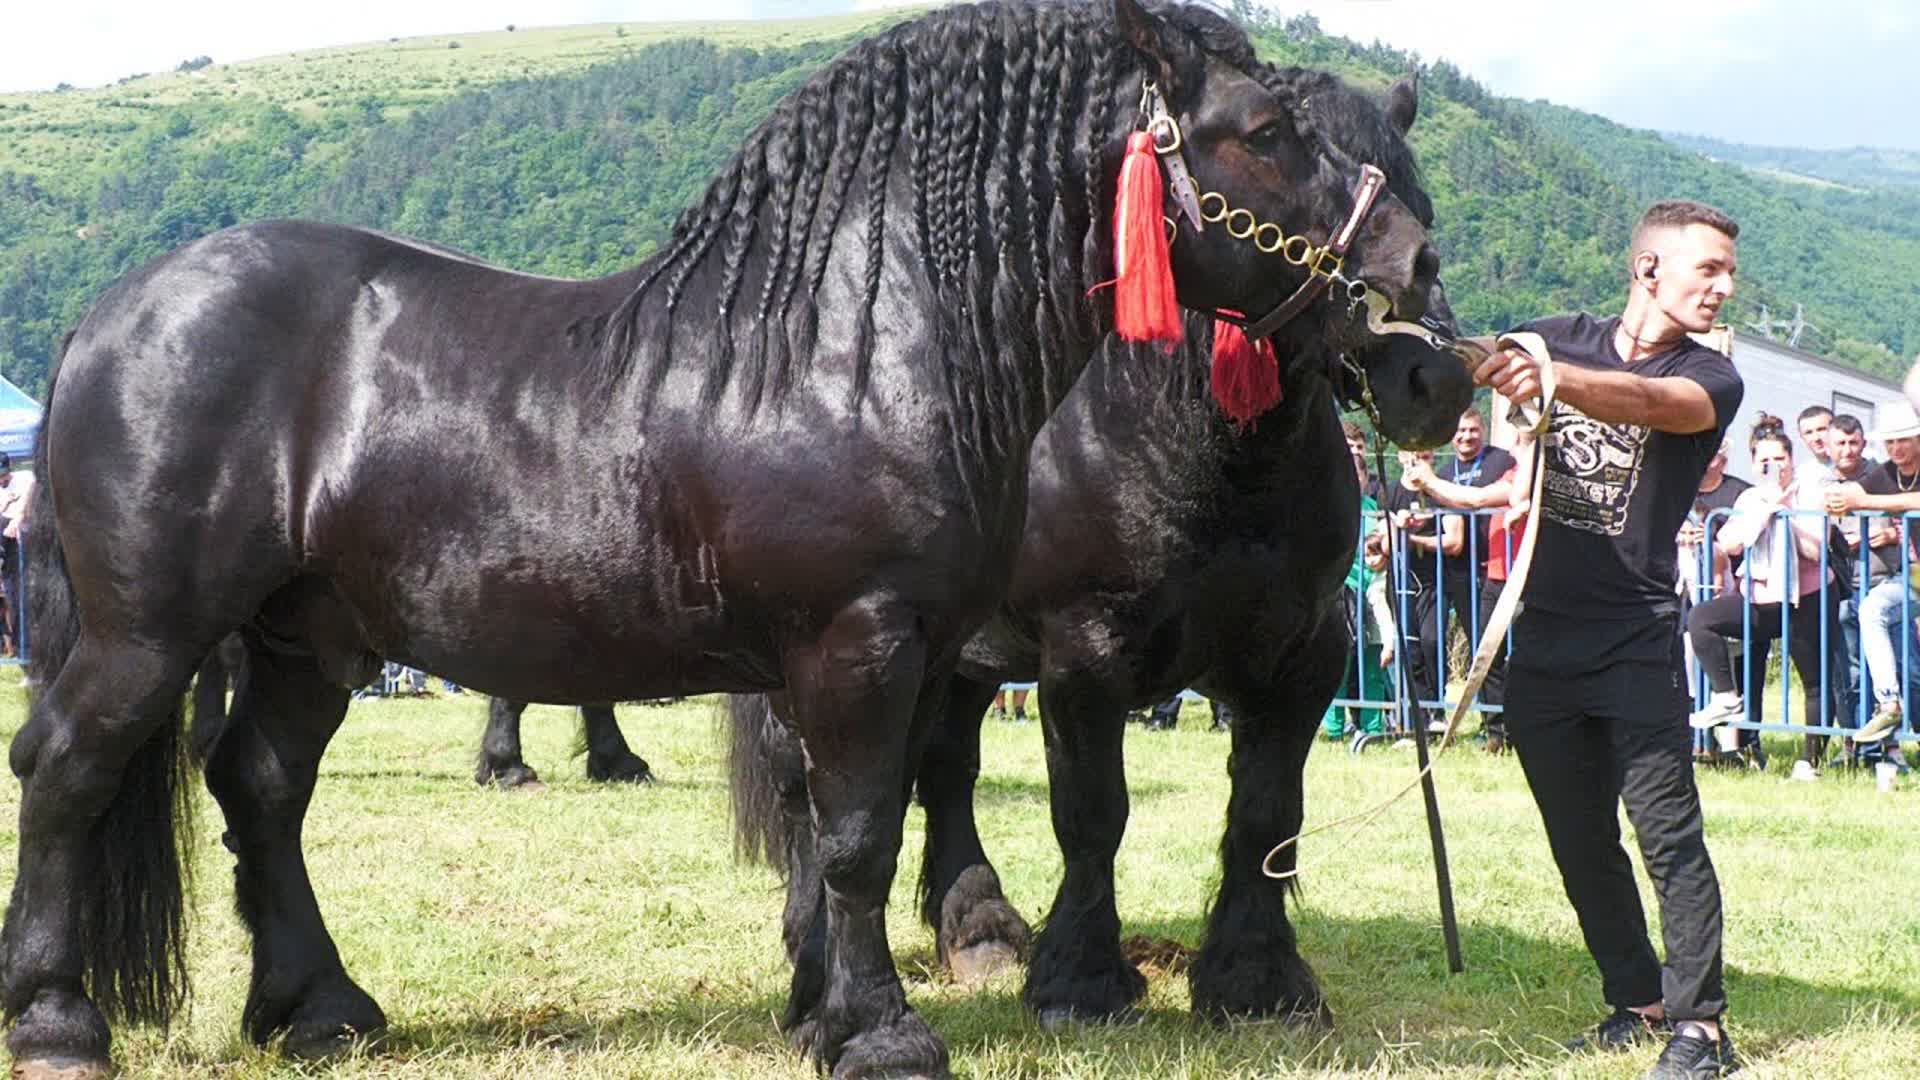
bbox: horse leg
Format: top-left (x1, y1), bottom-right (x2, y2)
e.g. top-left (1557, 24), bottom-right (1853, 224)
top-left (201, 637), bottom-right (386, 1057)
top-left (4, 637), bottom-right (201, 1079)
top-left (1021, 670), bottom-right (1144, 1026)
top-left (916, 676), bottom-right (1029, 985)
top-left (474, 697), bottom-right (542, 788)
top-left (580, 705), bottom-right (653, 784)
top-left (781, 608), bottom-right (949, 1078)
top-left (1187, 621), bottom-right (1345, 1027)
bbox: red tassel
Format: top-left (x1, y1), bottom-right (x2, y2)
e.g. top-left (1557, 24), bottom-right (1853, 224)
top-left (1211, 318), bottom-right (1282, 427)
top-left (1112, 132), bottom-right (1182, 346)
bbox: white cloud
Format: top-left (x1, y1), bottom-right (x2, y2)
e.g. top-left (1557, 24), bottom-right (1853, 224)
top-left (1283, 0), bottom-right (1919, 149)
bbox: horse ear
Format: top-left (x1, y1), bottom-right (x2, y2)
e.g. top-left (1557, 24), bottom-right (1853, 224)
top-left (1113, 0), bottom-right (1175, 84)
top-left (1386, 74), bottom-right (1419, 134)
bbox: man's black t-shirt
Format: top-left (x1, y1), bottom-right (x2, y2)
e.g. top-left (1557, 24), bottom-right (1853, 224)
top-left (1693, 474), bottom-right (1750, 519)
top-left (1382, 479), bottom-right (1443, 585)
top-left (1693, 472), bottom-right (1752, 574)
top-left (1507, 314), bottom-right (1744, 673)
top-left (1859, 461), bottom-right (1920, 582)
top-left (1441, 445), bottom-right (1517, 579)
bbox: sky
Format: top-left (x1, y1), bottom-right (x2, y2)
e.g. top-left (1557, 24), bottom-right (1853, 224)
top-left (3, 1), bottom-right (1915, 151)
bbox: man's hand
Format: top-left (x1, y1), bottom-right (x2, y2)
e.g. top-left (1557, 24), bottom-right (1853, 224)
top-left (1403, 459), bottom-right (1434, 491)
top-left (1870, 524), bottom-right (1901, 550)
top-left (1473, 346), bottom-right (1542, 405)
top-left (1825, 481), bottom-right (1866, 515)
top-left (1677, 520), bottom-right (1706, 547)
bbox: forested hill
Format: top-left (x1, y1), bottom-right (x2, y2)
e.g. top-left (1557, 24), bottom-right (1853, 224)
top-left (1662, 134), bottom-right (1920, 192)
top-left (3, 8), bottom-right (1917, 399)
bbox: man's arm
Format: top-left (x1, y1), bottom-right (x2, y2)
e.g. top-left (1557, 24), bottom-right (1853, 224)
top-left (1412, 470), bottom-right (1513, 510)
top-left (1474, 349), bottom-right (1719, 434)
top-left (1830, 483), bottom-right (1920, 515)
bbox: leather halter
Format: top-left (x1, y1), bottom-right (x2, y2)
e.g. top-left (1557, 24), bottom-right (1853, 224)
top-left (1211, 163), bottom-right (1388, 342)
top-left (1139, 83), bottom-right (1391, 342)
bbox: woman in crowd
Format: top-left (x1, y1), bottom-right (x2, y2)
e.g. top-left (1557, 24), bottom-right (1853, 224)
top-left (1687, 421), bottom-right (1848, 780)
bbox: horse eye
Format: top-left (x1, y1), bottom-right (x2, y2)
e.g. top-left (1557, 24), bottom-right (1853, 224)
top-left (1247, 120), bottom-right (1293, 148)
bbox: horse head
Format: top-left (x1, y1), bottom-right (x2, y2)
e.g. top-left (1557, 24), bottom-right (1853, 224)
top-left (1111, 0), bottom-right (1471, 447)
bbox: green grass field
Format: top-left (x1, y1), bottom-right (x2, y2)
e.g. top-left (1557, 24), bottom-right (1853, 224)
top-left (0, 670), bottom-right (1914, 1077)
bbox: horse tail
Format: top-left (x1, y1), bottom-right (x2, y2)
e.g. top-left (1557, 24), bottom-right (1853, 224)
top-left (21, 338), bottom-right (196, 1027)
top-left (23, 337), bottom-right (78, 690)
top-left (724, 693), bottom-right (805, 872)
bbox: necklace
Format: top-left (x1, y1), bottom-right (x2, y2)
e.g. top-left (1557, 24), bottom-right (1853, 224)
top-left (1899, 468), bottom-right (1918, 493)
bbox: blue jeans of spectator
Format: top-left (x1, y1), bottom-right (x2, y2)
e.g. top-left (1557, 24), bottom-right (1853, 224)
top-left (1860, 578), bottom-right (1918, 711)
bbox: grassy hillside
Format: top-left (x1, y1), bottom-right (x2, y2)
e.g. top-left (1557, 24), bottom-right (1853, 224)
top-left (2, 5), bottom-right (1916, 400)
top-left (0, 13), bottom-right (909, 194)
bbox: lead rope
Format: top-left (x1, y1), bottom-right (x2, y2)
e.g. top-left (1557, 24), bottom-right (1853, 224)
top-left (1262, 333), bottom-right (1557, 881)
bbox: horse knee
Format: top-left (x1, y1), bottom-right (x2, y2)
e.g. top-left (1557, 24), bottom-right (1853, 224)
top-left (814, 809), bottom-right (900, 898)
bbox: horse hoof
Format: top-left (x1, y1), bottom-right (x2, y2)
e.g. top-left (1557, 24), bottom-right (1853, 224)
top-left (283, 1022), bottom-right (387, 1061)
top-left (478, 765), bottom-right (544, 790)
top-left (1035, 1005), bottom-right (1145, 1031)
top-left (10, 1059), bottom-right (112, 1080)
top-left (947, 940), bottom-right (1020, 986)
top-left (587, 755), bottom-right (654, 784)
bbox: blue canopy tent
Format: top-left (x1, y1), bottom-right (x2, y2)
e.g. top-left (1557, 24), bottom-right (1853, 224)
top-left (0, 374), bottom-right (40, 462)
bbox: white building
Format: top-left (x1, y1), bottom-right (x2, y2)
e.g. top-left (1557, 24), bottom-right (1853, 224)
top-left (1720, 330), bottom-right (1902, 482)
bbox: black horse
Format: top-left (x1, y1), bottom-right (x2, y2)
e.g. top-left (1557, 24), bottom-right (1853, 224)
top-left (727, 67), bottom-right (1460, 1030)
top-left (4, 3), bottom-right (1456, 1077)
top-left (475, 699), bottom-right (651, 787)
top-left (193, 640), bottom-right (652, 787)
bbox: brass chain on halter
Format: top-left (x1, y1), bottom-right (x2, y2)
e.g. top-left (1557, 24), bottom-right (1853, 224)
top-left (1195, 191), bottom-right (1346, 282)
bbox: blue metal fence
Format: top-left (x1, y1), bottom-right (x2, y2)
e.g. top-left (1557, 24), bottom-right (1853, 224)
top-left (1326, 501), bottom-right (1920, 753)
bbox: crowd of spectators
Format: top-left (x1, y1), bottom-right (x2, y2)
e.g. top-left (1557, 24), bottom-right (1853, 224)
top-left (1315, 396), bottom-right (1920, 784)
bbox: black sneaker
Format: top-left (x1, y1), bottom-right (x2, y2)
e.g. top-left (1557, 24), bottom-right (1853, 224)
top-left (1566, 1007), bottom-right (1668, 1052)
top-left (1640, 1022), bottom-right (1737, 1078)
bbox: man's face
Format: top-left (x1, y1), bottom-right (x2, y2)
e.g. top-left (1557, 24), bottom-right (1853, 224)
top-left (1643, 223), bottom-right (1737, 333)
top-left (1799, 413), bottom-right (1831, 462)
top-left (1829, 428), bottom-right (1865, 476)
top-left (1888, 435), bottom-right (1920, 470)
top-left (1452, 414), bottom-right (1485, 462)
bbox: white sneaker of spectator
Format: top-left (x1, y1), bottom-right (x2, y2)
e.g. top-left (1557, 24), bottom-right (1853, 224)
top-left (1855, 698), bottom-right (1902, 744)
top-left (1790, 759), bottom-right (1820, 782)
top-left (1688, 691), bottom-right (1743, 730)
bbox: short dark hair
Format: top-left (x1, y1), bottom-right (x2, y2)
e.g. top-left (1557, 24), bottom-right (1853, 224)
top-left (1831, 414), bottom-right (1864, 437)
top-left (1631, 199), bottom-right (1740, 248)
top-left (1798, 404), bottom-right (1834, 425)
top-left (1458, 405), bottom-right (1486, 428)
top-left (1341, 419), bottom-right (1367, 445)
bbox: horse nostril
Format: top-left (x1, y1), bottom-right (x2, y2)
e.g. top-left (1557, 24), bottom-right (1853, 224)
top-left (1406, 362), bottom-right (1432, 405)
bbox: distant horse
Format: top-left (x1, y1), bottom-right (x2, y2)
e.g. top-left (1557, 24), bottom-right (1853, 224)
top-left (725, 71), bottom-right (1457, 1029)
top-left (475, 699), bottom-right (650, 787)
top-left (5, 2), bottom-right (1454, 1077)
top-left (194, 643), bottom-right (652, 787)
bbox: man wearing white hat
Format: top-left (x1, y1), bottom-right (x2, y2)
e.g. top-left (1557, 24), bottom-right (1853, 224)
top-left (1827, 399), bottom-right (1920, 744)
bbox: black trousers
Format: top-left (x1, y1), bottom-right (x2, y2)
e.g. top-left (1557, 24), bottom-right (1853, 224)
top-left (1689, 587), bottom-right (1846, 763)
top-left (1506, 633), bottom-right (1726, 1021)
top-left (1406, 574), bottom-right (1475, 717)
